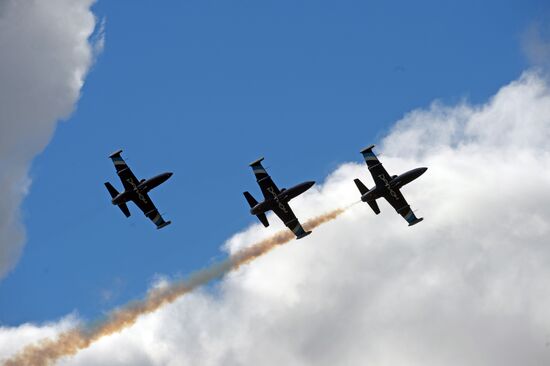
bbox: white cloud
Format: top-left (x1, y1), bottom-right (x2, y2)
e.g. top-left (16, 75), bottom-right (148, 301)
top-left (0, 0), bottom-right (102, 279)
top-left (3, 71), bottom-right (550, 365)
top-left (0, 315), bottom-right (78, 362)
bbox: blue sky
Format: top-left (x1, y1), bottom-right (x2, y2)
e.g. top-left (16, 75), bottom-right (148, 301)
top-left (0, 0), bottom-right (547, 326)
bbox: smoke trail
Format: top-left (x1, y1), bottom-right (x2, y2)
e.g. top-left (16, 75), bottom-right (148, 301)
top-left (3, 207), bottom-right (347, 366)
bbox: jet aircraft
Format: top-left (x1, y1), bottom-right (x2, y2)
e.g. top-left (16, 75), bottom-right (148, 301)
top-left (354, 145), bottom-right (427, 226)
top-left (105, 150), bottom-right (173, 229)
top-left (244, 158), bottom-right (315, 239)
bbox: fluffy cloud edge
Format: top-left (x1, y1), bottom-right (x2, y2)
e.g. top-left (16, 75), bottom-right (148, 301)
top-left (2, 70), bottom-right (550, 365)
top-left (0, 0), bottom-right (104, 279)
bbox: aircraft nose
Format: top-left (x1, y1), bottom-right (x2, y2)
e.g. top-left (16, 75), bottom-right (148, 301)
top-left (419, 167), bottom-right (428, 175)
top-left (167, 172), bottom-right (174, 178)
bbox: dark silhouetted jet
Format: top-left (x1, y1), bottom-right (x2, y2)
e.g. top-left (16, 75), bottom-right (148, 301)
top-left (105, 150), bottom-right (172, 229)
top-left (244, 157), bottom-right (315, 239)
top-left (354, 145), bottom-right (427, 226)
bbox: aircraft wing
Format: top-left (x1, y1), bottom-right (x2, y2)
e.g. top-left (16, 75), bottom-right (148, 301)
top-left (383, 189), bottom-right (422, 226)
top-left (360, 145), bottom-right (392, 187)
top-left (109, 150), bottom-right (140, 191)
top-left (249, 158), bottom-right (280, 200)
top-left (272, 203), bottom-right (310, 239)
top-left (131, 191), bottom-right (171, 229)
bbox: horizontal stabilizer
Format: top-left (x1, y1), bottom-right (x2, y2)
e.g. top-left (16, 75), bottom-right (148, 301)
top-left (244, 192), bottom-right (269, 227)
top-left (353, 178), bottom-right (369, 195)
top-left (367, 200), bottom-right (380, 215)
top-left (243, 191), bottom-right (258, 208)
top-left (118, 203), bottom-right (131, 218)
top-left (257, 213), bottom-right (269, 227)
top-left (105, 182), bottom-right (130, 217)
top-left (104, 182), bottom-right (119, 199)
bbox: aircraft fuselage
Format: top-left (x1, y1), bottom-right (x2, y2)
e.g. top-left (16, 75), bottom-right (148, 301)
top-left (360, 167), bottom-right (427, 202)
top-left (112, 172), bottom-right (173, 205)
top-left (250, 180), bottom-right (315, 215)
top-left (391, 167), bottom-right (428, 190)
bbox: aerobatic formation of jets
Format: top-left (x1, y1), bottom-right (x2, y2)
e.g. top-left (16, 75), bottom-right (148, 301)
top-left (105, 145), bottom-right (427, 235)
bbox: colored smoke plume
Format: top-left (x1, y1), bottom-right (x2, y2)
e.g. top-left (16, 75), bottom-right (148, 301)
top-left (3, 207), bottom-right (346, 366)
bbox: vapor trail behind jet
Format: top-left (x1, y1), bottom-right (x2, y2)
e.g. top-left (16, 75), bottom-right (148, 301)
top-left (3, 208), bottom-right (346, 366)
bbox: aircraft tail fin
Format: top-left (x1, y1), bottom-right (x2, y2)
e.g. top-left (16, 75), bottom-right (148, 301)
top-left (353, 178), bottom-right (369, 195)
top-left (105, 182), bottom-right (131, 217)
top-left (243, 191), bottom-right (269, 227)
top-left (354, 179), bottom-right (380, 214)
top-left (256, 213), bottom-right (269, 227)
top-left (118, 203), bottom-right (131, 217)
top-left (367, 200), bottom-right (380, 215)
top-left (243, 191), bottom-right (258, 207)
top-left (104, 182), bottom-right (119, 199)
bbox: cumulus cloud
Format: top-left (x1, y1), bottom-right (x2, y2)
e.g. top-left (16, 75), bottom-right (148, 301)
top-left (3, 71), bottom-right (550, 366)
top-left (0, 0), bottom-right (102, 278)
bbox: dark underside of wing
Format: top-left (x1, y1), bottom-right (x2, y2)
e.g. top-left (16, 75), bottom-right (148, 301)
top-left (383, 189), bottom-right (421, 225)
top-left (249, 159), bottom-right (280, 200)
top-left (366, 159), bottom-right (392, 188)
top-left (361, 147), bottom-right (392, 188)
top-left (273, 204), bottom-right (310, 238)
top-left (272, 202), bottom-right (296, 226)
top-left (131, 192), bottom-right (170, 228)
top-left (258, 176), bottom-right (280, 200)
top-left (110, 154), bottom-right (140, 191)
top-left (384, 188), bottom-right (408, 215)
